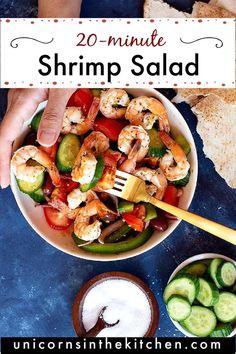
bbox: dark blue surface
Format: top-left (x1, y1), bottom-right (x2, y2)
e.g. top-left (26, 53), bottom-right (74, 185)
top-left (0, 0), bottom-right (235, 339)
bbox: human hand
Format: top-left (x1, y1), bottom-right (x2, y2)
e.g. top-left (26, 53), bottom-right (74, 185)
top-left (0, 88), bottom-right (76, 188)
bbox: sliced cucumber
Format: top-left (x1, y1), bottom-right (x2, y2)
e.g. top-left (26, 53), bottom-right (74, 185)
top-left (172, 172), bottom-right (190, 187)
top-left (28, 188), bottom-right (46, 203)
top-left (31, 110), bottom-right (43, 132)
top-left (167, 295), bottom-right (191, 321)
top-left (175, 134), bottom-right (191, 155)
top-left (216, 261), bottom-right (236, 288)
top-left (208, 258), bottom-right (223, 289)
top-left (163, 274), bottom-right (199, 304)
top-left (210, 323), bottom-right (233, 337)
top-left (16, 172), bottom-right (45, 194)
top-left (196, 278), bottom-right (219, 307)
top-left (147, 128), bottom-right (167, 157)
top-left (213, 292), bottom-right (236, 323)
top-left (183, 261), bottom-right (207, 277)
top-left (80, 155), bottom-right (105, 192)
top-left (56, 133), bottom-right (81, 173)
top-left (181, 306), bottom-right (216, 337)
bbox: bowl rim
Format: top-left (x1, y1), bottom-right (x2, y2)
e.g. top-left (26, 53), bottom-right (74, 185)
top-left (166, 253), bottom-right (236, 338)
top-left (72, 271), bottom-right (159, 337)
top-left (10, 88), bottom-right (198, 261)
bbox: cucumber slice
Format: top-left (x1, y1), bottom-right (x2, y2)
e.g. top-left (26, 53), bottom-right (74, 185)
top-left (172, 171), bottom-right (190, 187)
top-left (28, 188), bottom-right (46, 203)
top-left (181, 306), bottom-right (217, 337)
top-left (183, 261), bottom-right (208, 277)
top-left (210, 323), bottom-right (233, 337)
top-left (196, 278), bottom-right (219, 307)
top-left (80, 155), bottom-right (105, 192)
top-left (216, 261), bottom-right (236, 288)
top-left (163, 274), bottom-right (199, 304)
top-left (16, 172), bottom-right (45, 194)
top-left (56, 134), bottom-right (81, 173)
top-left (213, 292), bottom-right (236, 323)
top-left (167, 295), bottom-right (191, 321)
top-left (208, 258), bottom-right (223, 289)
top-left (147, 128), bottom-right (167, 157)
top-left (175, 134), bottom-right (191, 155)
top-left (31, 110), bottom-right (43, 132)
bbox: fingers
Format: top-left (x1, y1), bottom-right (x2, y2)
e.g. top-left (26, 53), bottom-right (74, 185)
top-left (0, 89), bottom-right (46, 188)
top-left (37, 88), bottom-right (76, 146)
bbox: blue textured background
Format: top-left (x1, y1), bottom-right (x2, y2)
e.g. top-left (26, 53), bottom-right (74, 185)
top-left (0, 0), bottom-right (235, 338)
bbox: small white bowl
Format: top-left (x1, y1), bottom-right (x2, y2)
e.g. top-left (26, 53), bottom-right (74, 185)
top-left (167, 253), bottom-right (236, 337)
top-left (11, 88), bottom-right (198, 261)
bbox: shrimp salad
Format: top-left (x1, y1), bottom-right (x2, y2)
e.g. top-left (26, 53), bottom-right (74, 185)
top-left (11, 88), bottom-right (191, 254)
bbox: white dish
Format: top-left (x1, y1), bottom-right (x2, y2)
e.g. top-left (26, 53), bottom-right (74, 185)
top-left (11, 88), bottom-right (198, 261)
top-left (167, 253), bottom-right (236, 337)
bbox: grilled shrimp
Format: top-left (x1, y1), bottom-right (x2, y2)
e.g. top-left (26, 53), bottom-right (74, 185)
top-left (100, 89), bottom-right (130, 119)
top-left (159, 132), bottom-right (190, 181)
top-left (61, 97), bottom-right (100, 135)
top-left (11, 145), bottom-right (60, 186)
top-left (71, 150), bottom-right (97, 184)
top-left (118, 125), bottom-right (150, 173)
top-left (83, 131), bottom-right (109, 155)
top-left (134, 167), bottom-right (167, 200)
top-left (67, 189), bottom-right (98, 209)
top-left (74, 200), bottom-right (115, 242)
top-left (125, 96), bottom-right (170, 132)
top-left (49, 189), bottom-right (98, 219)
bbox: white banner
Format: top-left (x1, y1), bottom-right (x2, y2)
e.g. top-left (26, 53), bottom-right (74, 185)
top-left (0, 18), bottom-right (235, 88)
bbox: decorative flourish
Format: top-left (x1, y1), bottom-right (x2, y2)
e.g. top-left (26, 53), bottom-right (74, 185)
top-left (10, 37), bottom-right (54, 48)
top-left (180, 36), bottom-right (223, 48)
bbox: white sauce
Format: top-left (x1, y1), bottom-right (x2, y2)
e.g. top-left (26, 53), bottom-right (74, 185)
top-left (82, 279), bottom-right (152, 337)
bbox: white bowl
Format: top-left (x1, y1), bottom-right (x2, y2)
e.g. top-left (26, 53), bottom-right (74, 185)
top-left (11, 88), bottom-right (198, 261)
top-left (167, 253), bottom-right (236, 337)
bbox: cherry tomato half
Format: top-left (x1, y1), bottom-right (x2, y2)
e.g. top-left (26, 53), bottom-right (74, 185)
top-left (94, 117), bottom-right (127, 141)
top-left (44, 207), bottom-right (72, 230)
top-left (67, 89), bottom-right (93, 115)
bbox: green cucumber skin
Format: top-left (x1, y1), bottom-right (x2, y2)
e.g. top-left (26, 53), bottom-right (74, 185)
top-left (163, 274), bottom-right (199, 304)
top-left (172, 172), bottom-right (190, 187)
top-left (16, 173), bottom-right (45, 194)
top-left (182, 261), bottom-right (208, 277)
top-left (72, 227), bottom-right (153, 254)
top-left (28, 188), bottom-right (46, 203)
top-left (175, 134), bottom-right (191, 155)
top-left (208, 258), bottom-right (223, 289)
top-left (80, 155), bottom-right (105, 192)
top-left (216, 261), bottom-right (236, 288)
top-left (31, 110), bottom-right (43, 132)
top-left (210, 323), bottom-right (233, 338)
top-left (167, 295), bottom-right (191, 322)
top-left (56, 134), bottom-right (81, 173)
top-left (180, 306), bottom-right (217, 337)
top-left (147, 128), bottom-right (167, 158)
top-left (213, 292), bottom-right (236, 323)
top-left (196, 278), bottom-right (219, 307)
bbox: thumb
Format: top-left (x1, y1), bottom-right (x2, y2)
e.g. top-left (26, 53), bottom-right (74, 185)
top-left (37, 88), bottom-right (76, 146)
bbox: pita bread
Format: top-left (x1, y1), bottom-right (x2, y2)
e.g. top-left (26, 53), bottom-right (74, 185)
top-left (192, 95), bottom-right (236, 188)
top-left (144, 0), bottom-right (235, 18)
top-left (173, 89), bottom-right (236, 106)
top-left (143, 0), bottom-right (189, 18)
top-left (209, 0), bottom-right (236, 15)
top-left (191, 1), bottom-right (235, 18)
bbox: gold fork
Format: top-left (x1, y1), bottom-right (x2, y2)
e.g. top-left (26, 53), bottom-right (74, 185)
top-left (106, 170), bottom-right (236, 245)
